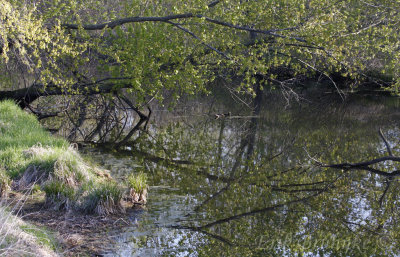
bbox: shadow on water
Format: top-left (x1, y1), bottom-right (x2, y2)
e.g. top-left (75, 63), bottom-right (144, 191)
top-left (88, 92), bottom-right (400, 256)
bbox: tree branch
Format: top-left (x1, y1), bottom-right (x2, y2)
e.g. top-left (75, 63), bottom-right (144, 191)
top-left (0, 78), bottom-right (133, 109)
top-left (166, 21), bottom-right (230, 59)
top-left (115, 96), bottom-right (149, 147)
top-left (63, 12), bottom-right (306, 42)
top-left (63, 14), bottom-right (196, 30)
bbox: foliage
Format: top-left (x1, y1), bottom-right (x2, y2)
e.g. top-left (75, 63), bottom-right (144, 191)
top-left (0, 0), bottom-right (84, 88)
top-left (1, 0), bottom-right (400, 100)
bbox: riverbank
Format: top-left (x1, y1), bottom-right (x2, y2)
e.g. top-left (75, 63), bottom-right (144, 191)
top-left (0, 201), bottom-right (58, 257)
top-left (0, 100), bottom-right (146, 255)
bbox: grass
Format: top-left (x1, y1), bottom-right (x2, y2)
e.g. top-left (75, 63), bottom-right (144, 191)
top-left (127, 172), bottom-right (148, 205)
top-left (83, 182), bottom-right (124, 215)
top-left (127, 172), bottom-right (148, 194)
top-left (0, 167), bottom-right (10, 197)
top-left (0, 100), bottom-right (123, 215)
top-left (19, 224), bottom-right (59, 252)
top-left (0, 200), bottom-right (58, 256)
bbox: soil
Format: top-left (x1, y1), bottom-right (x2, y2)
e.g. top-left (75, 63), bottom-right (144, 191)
top-left (7, 192), bottom-right (140, 256)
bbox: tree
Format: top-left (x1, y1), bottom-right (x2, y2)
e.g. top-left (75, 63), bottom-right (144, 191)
top-left (1, 0), bottom-right (400, 143)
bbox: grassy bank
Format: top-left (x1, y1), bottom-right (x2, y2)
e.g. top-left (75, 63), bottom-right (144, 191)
top-left (0, 100), bottom-right (123, 214)
top-left (0, 100), bottom-right (150, 255)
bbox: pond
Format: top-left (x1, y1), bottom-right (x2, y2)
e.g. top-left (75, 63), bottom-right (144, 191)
top-left (88, 92), bottom-right (400, 256)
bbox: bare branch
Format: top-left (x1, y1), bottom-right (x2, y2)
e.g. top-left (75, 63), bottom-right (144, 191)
top-left (379, 180), bottom-right (391, 207)
top-left (115, 96), bottom-right (149, 147)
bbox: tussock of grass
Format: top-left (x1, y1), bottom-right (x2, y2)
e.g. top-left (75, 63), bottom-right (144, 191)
top-left (83, 182), bottom-right (124, 215)
top-left (127, 172), bottom-right (148, 205)
top-left (0, 100), bottom-right (123, 215)
top-left (127, 172), bottom-right (148, 194)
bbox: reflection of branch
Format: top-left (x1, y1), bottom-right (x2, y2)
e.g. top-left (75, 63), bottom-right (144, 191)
top-left (188, 150), bottom-right (286, 217)
top-left (116, 96), bottom-right (149, 147)
top-left (191, 184), bottom-right (230, 213)
top-left (321, 158), bottom-right (400, 177)
top-left (187, 138), bottom-right (249, 215)
top-left (379, 128), bottom-right (393, 156)
top-left (379, 180), bottom-right (391, 207)
top-left (378, 128), bottom-right (393, 206)
top-left (198, 192), bottom-right (322, 230)
top-left (341, 219), bottom-right (381, 235)
top-left (194, 174), bottom-right (341, 230)
top-left (196, 169), bottom-right (234, 183)
top-left (170, 225), bottom-right (235, 246)
top-left (311, 130), bottom-right (400, 175)
top-left (112, 147), bottom-right (193, 165)
top-left (270, 186), bottom-right (327, 193)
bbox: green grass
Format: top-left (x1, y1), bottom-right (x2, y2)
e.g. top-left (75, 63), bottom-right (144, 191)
top-left (19, 224), bottom-right (59, 251)
top-left (127, 172), bottom-right (148, 194)
top-left (0, 100), bottom-right (66, 178)
top-left (83, 182), bottom-right (123, 215)
top-left (0, 100), bottom-right (123, 214)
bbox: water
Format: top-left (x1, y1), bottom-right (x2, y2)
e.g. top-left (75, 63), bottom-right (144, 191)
top-left (89, 94), bottom-right (400, 256)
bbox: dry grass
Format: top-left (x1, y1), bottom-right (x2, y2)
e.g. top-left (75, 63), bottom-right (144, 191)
top-left (0, 199), bottom-right (59, 257)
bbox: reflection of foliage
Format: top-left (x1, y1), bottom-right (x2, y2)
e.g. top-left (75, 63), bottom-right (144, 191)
top-left (126, 98), bottom-right (400, 256)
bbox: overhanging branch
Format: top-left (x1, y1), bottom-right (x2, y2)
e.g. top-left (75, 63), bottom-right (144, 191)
top-left (62, 12), bottom-right (306, 43)
top-left (0, 78), bottom-right (133, 109)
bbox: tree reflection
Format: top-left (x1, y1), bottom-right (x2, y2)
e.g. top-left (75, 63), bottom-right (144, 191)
top-left (117, 95), bottom-right (400, 256)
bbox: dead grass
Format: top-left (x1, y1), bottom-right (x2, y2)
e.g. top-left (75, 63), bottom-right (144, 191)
top-left (0, 199), bottom-right (58, 257)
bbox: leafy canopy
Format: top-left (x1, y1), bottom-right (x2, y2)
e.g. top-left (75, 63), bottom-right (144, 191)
top-left (1, 0), bottom-right (400, 100)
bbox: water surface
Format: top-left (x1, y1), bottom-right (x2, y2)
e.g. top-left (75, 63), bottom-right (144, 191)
top-left (91, 94), bottom-right (400, 256)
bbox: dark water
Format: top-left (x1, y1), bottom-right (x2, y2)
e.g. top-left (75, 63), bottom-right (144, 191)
top-left (91, 94), bottom-right (400, 256)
